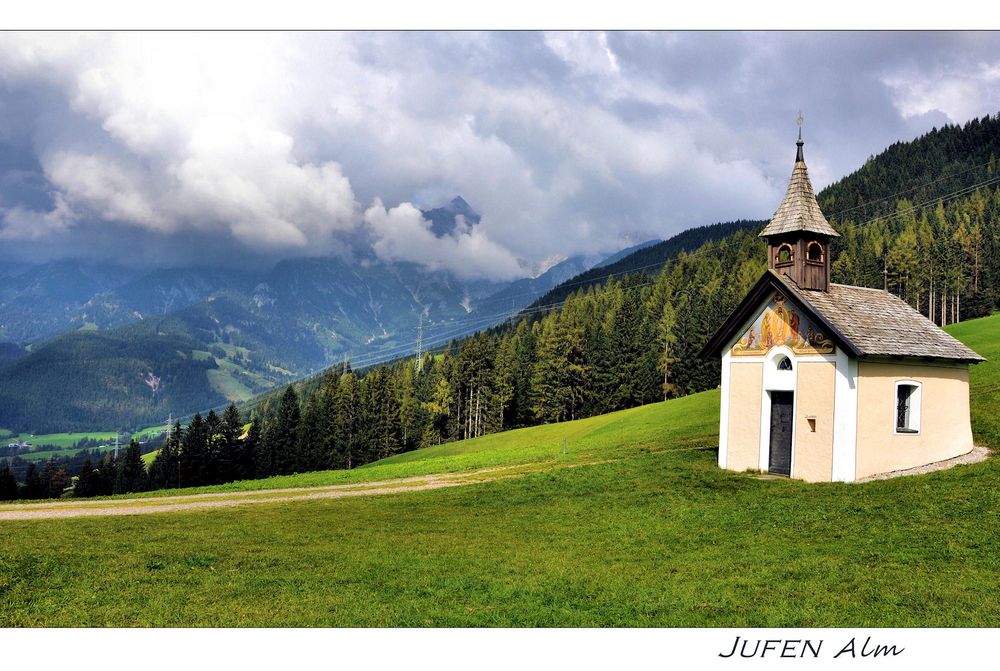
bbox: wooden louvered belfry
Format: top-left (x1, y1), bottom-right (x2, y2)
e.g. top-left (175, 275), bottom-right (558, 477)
top-left (760, 132), bottom-right (840, 292)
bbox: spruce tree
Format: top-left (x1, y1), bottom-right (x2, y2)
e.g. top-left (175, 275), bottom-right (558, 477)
top-left (181, 413), bottom-right (209, 486)
top-left (74, 459), bottom-right (99, 498)
top-left (114, 440), bottom-right (148, 494)
top-left (148, 422), bottom-right (181, 489)
top-left (238, 416), bottom-right (259, 480)
top-left (204, 409), bottom-right (222, 484)
top-left (47, 467), bottom-right (70, 499)
top-left (333, 373), bottom-right (359, 468)
top-left (0, 463), bottom-right (18, 501)
top-left (271, 385), bottom-right (302, 475)
top-left (218, 403), bottom-right (243, 483)
top-left (296, 394), bottom-right (327, 472)
top-left (23, 462), bottom-right (43, 499)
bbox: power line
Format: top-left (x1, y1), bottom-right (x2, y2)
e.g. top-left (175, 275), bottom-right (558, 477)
top-left (821, 156), bottom-right (999, 222)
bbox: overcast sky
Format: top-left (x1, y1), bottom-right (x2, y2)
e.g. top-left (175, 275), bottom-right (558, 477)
top-left (1, 31), bottom-right (999, 279)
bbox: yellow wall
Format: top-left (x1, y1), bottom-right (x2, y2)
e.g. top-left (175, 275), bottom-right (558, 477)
top-left (856, 362), bottom-right (974, 479)
top-left (792, 361), bottom-right (836, 482)
top-left (727, 362), bottom-right (763, 471)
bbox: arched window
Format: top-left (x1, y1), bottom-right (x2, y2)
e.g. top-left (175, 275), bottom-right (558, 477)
top-left (776, 355), bottom-right (793, 371)
top-left (894, 381), bottom-right (921, 434)
top-left (806, 241), bottom-right (824, 263)
top-left (776, 243), bottom-right (794, 265)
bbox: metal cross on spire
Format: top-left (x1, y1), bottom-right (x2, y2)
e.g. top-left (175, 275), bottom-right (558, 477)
top-left (796, 110), bottom-right (805, 162)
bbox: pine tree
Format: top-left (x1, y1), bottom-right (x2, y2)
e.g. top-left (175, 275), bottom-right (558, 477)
top-left (333, 373), bottom-right (359, 468)
top-left (114, 440), bottom-right (148, 494)
top-left (74, 458), bottom-right (100, 497)
top-left (148, 422), bottom-right (181, 489)
top-left (23, 462), bottom-right (43, 499)
top-left (204, 409), bottom-right (222, 485)
top-left (218, 403), bottom-right (243, 483)
top-left (270, 385), bottom-right (302, 475)
top-left (0, 463), bottom-right (18, 501)
top-left (95, 452), bottom-right (118, 496)
top-left (181, 413), bottom-right (209, 487)
top-left (297, 393), bottom-right (328, 472)
top-left (47, 467), bottom-right (70, 499)
top-left (241, 417), bottom-right (261, 480)
top-left (421, 372), bottom-right (452, 447)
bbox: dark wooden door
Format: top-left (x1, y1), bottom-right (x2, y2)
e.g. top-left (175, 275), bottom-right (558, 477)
top-left (768, 391), bottom-right (794, 476)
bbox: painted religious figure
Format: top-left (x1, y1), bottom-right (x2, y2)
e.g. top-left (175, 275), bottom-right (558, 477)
top-left (731, 292), bottom-right (834, 356)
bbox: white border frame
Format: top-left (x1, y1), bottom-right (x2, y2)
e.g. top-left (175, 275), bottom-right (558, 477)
top-left (892, 379), bottom-right (922, 436)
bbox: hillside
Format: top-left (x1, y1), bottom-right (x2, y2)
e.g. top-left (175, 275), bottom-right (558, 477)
top-left (0, 245), bottom-right (604, 433)
top-left (818, 115), bottom-right (1000, 221)
top-left (526, 220), bottom-right (763, 309)
top-left (0, 329), bottom-right (225, 434)
top-left (529, 114), bottom-right (1000, 312)
top-left (0, 313), bottom-right (996, 626)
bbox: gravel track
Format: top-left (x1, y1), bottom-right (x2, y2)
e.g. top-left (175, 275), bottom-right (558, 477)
top-left (0, 470), bottom-right (503, 521)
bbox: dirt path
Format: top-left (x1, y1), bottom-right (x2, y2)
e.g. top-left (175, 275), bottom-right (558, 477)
top-left (0, 468), bottom-right (513, 521)
top-left (0, 445), bottom-right (712, 522)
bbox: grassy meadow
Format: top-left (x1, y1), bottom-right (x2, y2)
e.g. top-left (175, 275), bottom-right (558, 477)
top-left (945, 316), bottom-right (1000, 451)
top-left (0, 314), bottom-right (996, 626)
top-left (1, 430), bottom-right (118, 449)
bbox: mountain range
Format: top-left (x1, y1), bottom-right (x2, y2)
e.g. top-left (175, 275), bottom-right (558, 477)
top-left (0, 199), bottom-right (642, 432)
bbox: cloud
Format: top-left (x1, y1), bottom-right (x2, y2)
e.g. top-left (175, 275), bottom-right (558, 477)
top-left (0, 192), bottom-right (75, 240)
top-left (2, 32), bottom-right (1000, 276)
top-left (882, 61), bottom-right (1000, 125)
top-left (0, 33), bottom-right (361, 257)
top-left (363, 199), bottom-right (523, 281)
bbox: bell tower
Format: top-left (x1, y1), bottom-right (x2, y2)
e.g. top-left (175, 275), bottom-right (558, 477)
top-left (759, 120), bottom-right (839, 292)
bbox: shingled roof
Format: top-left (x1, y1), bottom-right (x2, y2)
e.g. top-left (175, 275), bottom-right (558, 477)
top-left (759, 139), bottom-right (840, 238)
top-left (701, 270), bottom-right (985, 363)
top-left (789, 280), bottom-right (984, 362)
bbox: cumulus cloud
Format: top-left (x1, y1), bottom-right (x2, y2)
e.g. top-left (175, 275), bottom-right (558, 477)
top-left (0, 192), bottom-right (75, 240)
top-left (1, 32), bottom-right (1000, 276)
top-left (0, 33), bottom-right (360, 256)
top-left (364, 199), bottom-right (523, 281)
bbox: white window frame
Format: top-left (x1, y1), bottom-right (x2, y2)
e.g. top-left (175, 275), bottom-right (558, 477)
top-left (893, 380), bottom-right (922, 435)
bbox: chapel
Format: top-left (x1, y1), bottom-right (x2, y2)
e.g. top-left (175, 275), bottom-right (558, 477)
top-left (700, 131), bottom-right (984, 482)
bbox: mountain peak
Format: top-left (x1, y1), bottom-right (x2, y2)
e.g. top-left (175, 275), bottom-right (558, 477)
top-left (422, 196), bottom-right (481, 237)
top-left (446, 196), bottom-right (479, 220)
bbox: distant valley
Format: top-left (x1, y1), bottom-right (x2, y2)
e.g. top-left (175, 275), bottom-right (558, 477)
top-left (0, 198), bottom-right (642, 433)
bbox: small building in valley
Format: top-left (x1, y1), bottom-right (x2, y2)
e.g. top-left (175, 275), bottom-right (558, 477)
top-left (700, 132), bottom-right (984, 482)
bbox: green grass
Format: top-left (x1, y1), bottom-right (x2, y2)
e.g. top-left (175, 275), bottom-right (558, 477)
top-left (3, 431), bottom-right (118, 449)
top-left (0, 314), bottom-right (996, 627)
top-left (946, 313), bottom-right (1000, 450)
top-left (207, 368), bottom-right (254, 401)
top-left (0, 428), bottom-right (996, 626)
top-left (1, 426), bottom-right (163, 461)
top-left (15, 446), bottom-right (106, 462)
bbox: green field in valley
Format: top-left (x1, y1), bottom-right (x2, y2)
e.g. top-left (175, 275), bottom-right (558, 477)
top-left (2, 430), bottom-right (118, 449)
top-left (0, 314), bottom-right (996, 626)
top-left (1, 425), bottom-right (166, 462)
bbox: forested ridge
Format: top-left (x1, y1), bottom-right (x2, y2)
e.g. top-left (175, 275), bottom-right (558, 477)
top-left (527, 219), bottom-right (764, 309)
top-left (4, 114), bottom-right (1000, 499)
